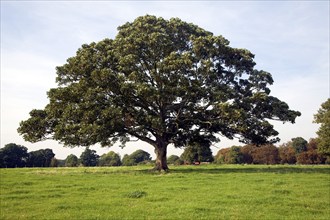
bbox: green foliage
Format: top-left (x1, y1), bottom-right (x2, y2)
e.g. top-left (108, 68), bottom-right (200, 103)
top-left (214, 148), bottom-right (229, 164)
top-left (121, 154), bottom-right (136, 166)
top-left (27, 148), bottom-right (55, 167)
top-left (17, 110), bottom-right (51, 143)
top-left (0, 143), bottom-right (28, 168)
top-left (181, 141), bottom-right (214, 164)
top-left (122, 150), bottom-right (151, 166)
top-left (291, 137), bottom-right (308, 154)
top-left (79, 148), bottom-right (99, 167)
top-left (314, 98), bottom-right (330, 156)
top-left (17, 15), bottom-right (301, 171)
top-left (167, 155), bottom-right (183, 165)
top-left (1, 165), bottom-right (329, 219)
top-left (0, 144), bottom-right (59, 168)
top-left (215, 146), bottom-right (244, 164)
top-left (65, 154), bottom-right (79, 167)
top-left (215, 146), bottom-right (246, 164)
top-left (228, 146), bottom-right (244, 164)
top-left (130, 149), bottom-right (151, 163)
top-left (217, 139), bottom-right (326, 165)
top-left (98, 151), bottom-right (121, 166)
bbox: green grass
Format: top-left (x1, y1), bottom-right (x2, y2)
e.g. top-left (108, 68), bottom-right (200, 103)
top-left (1, 165), bottom-right (329, 219)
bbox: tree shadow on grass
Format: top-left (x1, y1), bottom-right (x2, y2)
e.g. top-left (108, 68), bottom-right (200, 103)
top-left (169, 165), bottom-right (330, 175)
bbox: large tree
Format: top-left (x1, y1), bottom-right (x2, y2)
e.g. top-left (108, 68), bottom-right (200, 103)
top-left (18, 15), bottom-right (300, 171)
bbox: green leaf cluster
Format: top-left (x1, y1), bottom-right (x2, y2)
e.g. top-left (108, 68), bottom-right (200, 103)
top-left (314, 98), bottom-right (330, 156)
top-left (79, 148), bottom-right (99, 167)
top-left (98, 151), bottom-right (121, 166)
top-left (122, 149), bottom-right (151, 166)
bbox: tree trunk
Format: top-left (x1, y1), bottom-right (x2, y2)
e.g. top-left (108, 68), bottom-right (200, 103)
top-left (154, 140), bottom-right (169, 172)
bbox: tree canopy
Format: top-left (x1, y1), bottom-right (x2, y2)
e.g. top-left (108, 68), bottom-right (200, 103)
top-left (291, 137), bottom-right (308, 154)
top-left (122, 149), bottom-right (151, 166)
top-left (0, 144), bottom-right (58, 168)
top-left (98, 151), bottom-right (121, 166)
top-left (180, 140), bottom-right (214, 164)
top-left (314, 98), bottom-right (330, 157)
top-left (167, 155), bottom-right (183, 165)
top-left (18, 15), bottom-right (300, 171)
top-left (215, 138), bottom-right (327, 165)
top-left (27, 148), bottom-right (55, 167)
top-left (0, 143), bottom-right (28, 168)
top-left (80, 148), bottom-right (99, 167)
top-left (65, 154), bottom-right (79, 167)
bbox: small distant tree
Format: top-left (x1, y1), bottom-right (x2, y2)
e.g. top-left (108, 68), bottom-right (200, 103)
top-left (291, 137), bottom-right (308, 154)
top-left (314, 98), bottom-right (330, 159)
top-left (130, 150), bottom-right (151, 164)
top-left (180, 147), bottom-right (195, 164)
top-left (181, 140), bottom-right (214, 164)
top-left (240, 145), bottom-right (255, 164)
top-left (80, 148), bottom-right (99, 167)
top-left (296, 138), bottom-right (326, 164)
top-left (307, 138), bottom-right (318, 150)
top-left (122, 154), bottom-right (136, 166)
top-left (215, 148), bottom-right (230, 164)
top-left (0, 143), bottom-right (29, 168)
top-left (297, 150), bottom-right (326, 164)
top-left (227, 146), bottom-right (244, 164)
top-left (27, 148), bottom-right (55, 167)
top-left (278, 142), bottom-right (296, 164)
top-left (121, 150), bottom-right (152, 166)
top-left (98, 151), bottom-right (121, 166)
top-left (65, 154), bottom-right (79, 167)
top-left (215, 146), bottom-right (244, 164)
top-left (167, 155), bottom-right (183, 165)
top-left (252, 144), bottom-right (279, 165)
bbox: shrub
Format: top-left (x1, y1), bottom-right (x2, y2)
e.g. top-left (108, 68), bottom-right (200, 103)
top-left (167, 155), bottom-right (183, 165)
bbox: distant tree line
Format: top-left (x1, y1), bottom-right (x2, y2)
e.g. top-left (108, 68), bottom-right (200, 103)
top-left (214, 137), bottom-right (329, 165)
top-left (1, 136), bottom-right (328, 168)
top-left (165, 137), bottom-right (328, 165)
top-left (0, 143), bottom-right (56, 168)
top-left (64, 148), bottom-right (152, 167)
top-left (0, 143), bottom-right (152, 168)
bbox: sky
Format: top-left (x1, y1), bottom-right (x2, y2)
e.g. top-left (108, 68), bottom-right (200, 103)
top-left (1, 1), bottom-right (329, 160)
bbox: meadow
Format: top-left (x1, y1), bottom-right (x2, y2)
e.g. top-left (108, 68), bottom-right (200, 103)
top-left (1, 165), bottom-right (329, 220)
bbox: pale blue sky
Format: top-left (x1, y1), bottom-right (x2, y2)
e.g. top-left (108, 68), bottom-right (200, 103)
top-left (1, 1), bottom-right (329, 159)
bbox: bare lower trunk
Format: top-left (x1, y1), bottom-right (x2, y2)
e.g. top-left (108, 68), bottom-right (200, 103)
top-left (154, 140), bottom-right (169, 172)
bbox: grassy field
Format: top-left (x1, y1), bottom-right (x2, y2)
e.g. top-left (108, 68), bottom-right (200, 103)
top-left (1, 165), bottom-right (329, 220)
